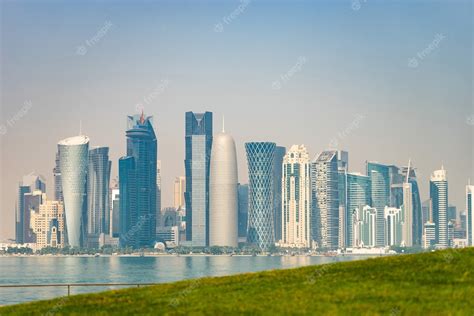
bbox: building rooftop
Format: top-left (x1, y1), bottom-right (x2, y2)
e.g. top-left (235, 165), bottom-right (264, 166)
top-left (58, 135), bottom-right (89, 146)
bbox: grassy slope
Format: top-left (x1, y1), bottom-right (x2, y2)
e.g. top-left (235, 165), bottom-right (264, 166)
top-left (1, 249), bottom-right (473, 315)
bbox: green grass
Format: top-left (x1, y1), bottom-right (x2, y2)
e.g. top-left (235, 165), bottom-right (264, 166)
top-left (1, 249), bottom-right (473, 315)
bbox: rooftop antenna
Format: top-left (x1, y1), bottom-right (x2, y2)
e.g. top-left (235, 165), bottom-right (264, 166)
top-left (406, 159), bottom-right (411, 183)
top-left (222, 115), bottom-right (225, 133)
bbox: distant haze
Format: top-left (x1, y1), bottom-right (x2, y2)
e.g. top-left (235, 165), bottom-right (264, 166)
top-left (1, 0), bottom-right (472, 240)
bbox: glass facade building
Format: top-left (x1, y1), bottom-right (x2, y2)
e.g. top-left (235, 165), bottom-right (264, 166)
top-left (466, 184), bottom-right (473, 246)
top-left (58, 135), bottom-right (90, 248)
top-left (430, 167), bottom-right (448, 248)
top-left (87, 147), bottom-right (111, 236)
top-left (402, 165), bottom-right (423, 246)
top-left (311, 151), bottom-right (339, 250)
top-left (119, 113), bottom-right (157, 248)
top-left (245, 142), bottom-right (276, 250)
top-left (184, 112), bottom-right (213, 247)
top-left (366, 162), bottom-right (390, 247)
top-left (238, 183), bottom-right (249, 239)
top-left (273, 146), bottom-right (286, 243)
top-left (346, 172), bottom-right (371, 247)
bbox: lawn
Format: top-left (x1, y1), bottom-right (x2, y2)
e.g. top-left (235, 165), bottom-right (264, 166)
top-left (1, 248), bottom-right (473, 315)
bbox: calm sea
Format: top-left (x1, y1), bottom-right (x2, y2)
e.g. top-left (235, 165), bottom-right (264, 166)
top-left (0, 255), bottom-right (373, 305)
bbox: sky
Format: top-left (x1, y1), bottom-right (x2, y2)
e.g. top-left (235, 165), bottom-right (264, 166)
top-left (0, 0), bottom-right (472, 240)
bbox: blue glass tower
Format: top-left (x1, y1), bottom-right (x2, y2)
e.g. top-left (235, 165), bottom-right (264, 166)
top-left (346, 173), bottom-right (371, 247)
top-left (366, 162), bottom-right (390, 247)
top-left (88, 147), bottom-right (111, 236)
top-left (119, 112), bottom-right (157, 248)
top-left (402, 166), bottom-right (423, 246)
top-left (184, 111), bottom-right (213, 247)
top-left (245, 142), bottom-right (276, 250)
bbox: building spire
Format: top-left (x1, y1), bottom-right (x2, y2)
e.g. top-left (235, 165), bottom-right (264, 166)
top-left (222, 115), bottom-right (225, 133)
top-left (140, 110), bottom-right (145, 124)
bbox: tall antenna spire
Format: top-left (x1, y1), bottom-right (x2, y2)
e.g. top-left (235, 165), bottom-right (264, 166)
top-left (406, 159), bottom-right (411, 183)
top-left (222, 115), bottom-right (225, 133)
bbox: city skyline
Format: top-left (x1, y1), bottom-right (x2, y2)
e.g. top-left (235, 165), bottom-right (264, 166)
top-left (1, 0), bottom-right (473, 240)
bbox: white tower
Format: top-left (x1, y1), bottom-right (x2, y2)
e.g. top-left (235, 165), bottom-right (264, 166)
top-left (209, 121), bottom-right (238, 247)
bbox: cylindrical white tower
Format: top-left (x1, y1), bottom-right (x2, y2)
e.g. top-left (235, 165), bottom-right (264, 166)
top-left (209, 130), bottom-right (238, 247)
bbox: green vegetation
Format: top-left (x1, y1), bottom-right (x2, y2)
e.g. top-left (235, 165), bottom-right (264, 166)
top-left (1, 248), bottom-right (473, 315)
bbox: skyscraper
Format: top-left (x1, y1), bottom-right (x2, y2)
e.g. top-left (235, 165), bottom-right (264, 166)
top-left (209, 128), bottom-right (238, 247)
top-left (352, 206), bottom-right (377, 248)
top-left (346, 172), bottom-right (371, 247)
top-left (119, 112), bottom-right (157, 248)
top-left (53, 151), bottom-right (63, 202)
top-left (337, 150), bottom-right (348, 249)
top-left (385, 206), bottom-right (403, 246)
top-left (87, 147), bottom-right (111, 236)
top-left (401, 163), bottom-right (423, 246)
top-left (157, 160), bottom-right (162, 229)
top-left (22, 190), bottom-right (45, 243)
top-left (430, 167), bottom-right (448, 248)
top-left (367, 162), bottom-right (390, 247)
top-left (273, 146), bottom-right (286, 243)
top-left (58, 135), bottom-right (89, 248)
top-left (466, 182), bottom-right (473, 246)
top-left (238, 183), bottom-right (249, 239)
top-left (281, 145), bottom-right (311, 248)
top-left (245, 142), bottom-right (276, 250)
top-left (312, 151), bottom-right (339, 250)
top-left (173, 176), bottom-right (186, 210)
top-left (15, 173), bottom-right (46, 244)
top-left (184, 111), bottom-right (213, 247)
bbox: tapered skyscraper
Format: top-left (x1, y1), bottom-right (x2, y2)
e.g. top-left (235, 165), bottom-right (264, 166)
top-left (119, 112), bottom-right (157, 248)
top-left (246, 142), bottom-right (275, 250)
top-left (430, 167), bottom-right (448, 248)
top-left (184, 111), bottom-right (213, 247)
top-left (58, 135), bottom-right (89, 247)
top-left (209, 123), bottom-right (238, 247)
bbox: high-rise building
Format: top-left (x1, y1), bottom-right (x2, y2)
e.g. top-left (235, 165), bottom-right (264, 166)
top-left (53, 151), bottom-right (63, 202)
top-left (389, 165), bottom-right (404, 208)
top-left (466, 183), bottom-right (474, 246)
top-left (173, 176), bottom-right (186, 210)
top-left (209, 128), bottom-right (238, 247)
top-left (430, 167), bottom-right (448, 248)
top-left (87, 147), bottom-right (111, 236)
top-left (337, 150), bottom-right (348, 249)
top-left (238, 184), bottom-right (249, 239)
top-left (110, 188), bottom-right (120, 238)
top-left (384, 206), bottom-right (403, 246)
top-left (402, 181), bottom-right (413, 247)
top-left (15, 173), bottom-right (46, 244)
top-left (30, 198), bottom-right (65, 249)
top-left (423, 222), bottom-right (436, 249)
top-left (119, 112), bottom-right (157, 248)
top-left (245, 142), bottom-right (276, 250)
top-left (447, 205), bottom-right (457, 222)
top-left (273, 146), bottom-right (286, 243)
top-left (22, 190), bottom-right (45, 243)
top-left (346, 172), bottom-right (371, 247)
top-left (401, 163), bottom-right (423, 246)
top-left (312, 151), bottom-right (339, 250)
top-left (184, 111), bottom-right (213, 247)
top-left (280, 145), bottom-right (311, 248)
top-left (157, 160), bottom-right (162, 229)
top-left (58, 135), bottom-right (89, 247)
top-left (367, 162), bottom-right (390, 247)
top-left (352, 206), bottom-right (377, 248)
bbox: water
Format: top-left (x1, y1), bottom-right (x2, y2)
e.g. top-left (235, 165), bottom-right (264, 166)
top-left (0, 255), bottom-right (372, 305)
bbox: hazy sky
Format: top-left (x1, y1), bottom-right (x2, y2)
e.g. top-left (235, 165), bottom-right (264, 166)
top-left (1, 0), bottom-right (472, 240)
